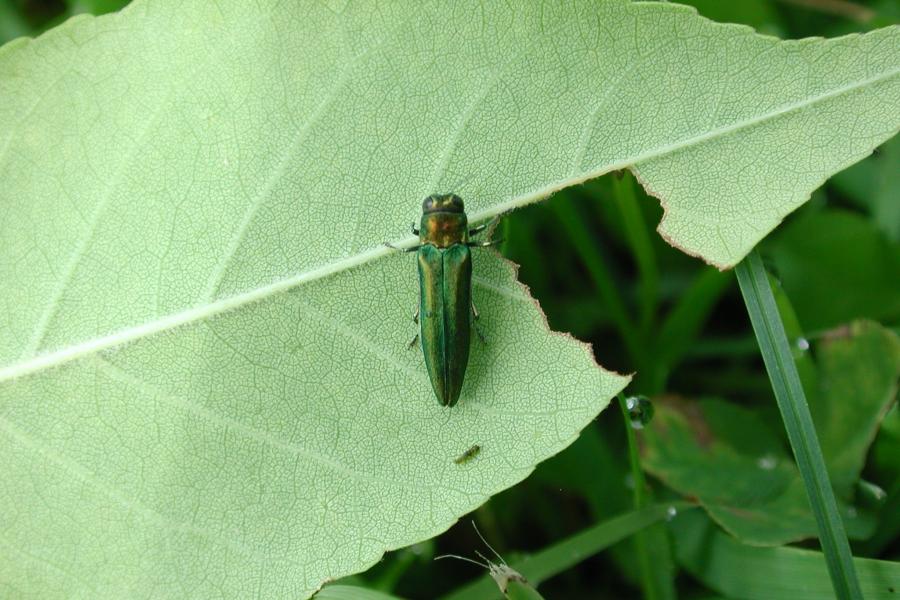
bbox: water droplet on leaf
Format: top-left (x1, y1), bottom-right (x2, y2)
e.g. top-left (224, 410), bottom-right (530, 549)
top-left (625, 395), bottom-right (654, 429)
top-left (757, 454), bottom-right (778, 470)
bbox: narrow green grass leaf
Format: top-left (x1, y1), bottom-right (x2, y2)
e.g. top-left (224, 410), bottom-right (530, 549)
top-left (735, 250), bottom-right (862, 599)
top-left (441, 503), bottom-right (692, 600)
top-left (315, 585), bottom-right (407, 600)
top-left (504, 580), bottom-right (546, 600)
top-left (651, 268), bottom-right (732, 392)
top-left (611, 174), bottom-right (659, 334)
top-left (551, 199), bottom-right (641, 363)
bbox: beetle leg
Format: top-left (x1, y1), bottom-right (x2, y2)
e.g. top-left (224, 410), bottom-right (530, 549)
top-left (408, 308), bottom-right (420, 348)
top-left (469, 215), bottom-right (502, 237)
top-left (410, 222), bottom-right (420, 236)
top-left (384, 242), bottom-right (421, 253)
top-left (468, 238), bottom-right (503, 248)
top-left (468, 223), bottom-right (488, 236)
top-left (472, 302), bottom-right (486, 343)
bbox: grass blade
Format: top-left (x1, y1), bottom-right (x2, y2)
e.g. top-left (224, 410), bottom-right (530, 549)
top-left (610, 174), bottom-right (659, 335)
top-left (735, 250), bottom-right (863, 600)
top-left (550, 198), bottom-right (642, 365)
top-left (650, 268), bottom-right (732, 392)
top-left (440, 503), bottom-right (692, 600)
top-left (315, 585), bottom-right (407, 600)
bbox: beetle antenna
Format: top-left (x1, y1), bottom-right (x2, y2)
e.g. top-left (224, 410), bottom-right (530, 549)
top-left (435, 553), bottom-right (491, 569)
top-left (472, 521), bottom-right (506, 565)
top-left (474, 550), bottom-right (496, 566)
top-left (446, 175), bottom-right (473, 193)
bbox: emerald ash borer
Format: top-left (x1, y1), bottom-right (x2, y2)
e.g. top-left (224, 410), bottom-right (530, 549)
top-left (388, 194), bottom-right (499, 406)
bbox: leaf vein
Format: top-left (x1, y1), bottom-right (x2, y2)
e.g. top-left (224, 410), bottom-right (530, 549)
top-left (0, 411), bottom-right (270, 563)
top-left (3, 59), bottom-right (894, 381)
top-left (93, 356), bottom-right (424, 490)
top-left (19, 34), bottom-right (242, 360)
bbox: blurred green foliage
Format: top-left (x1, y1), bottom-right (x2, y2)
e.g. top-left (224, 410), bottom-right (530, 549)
top-left (3, 0), bottom-right (897, 598)
top-left (0, 0), bottom-right (129, 43)
top-left (642, 319), bottom-right (900, 546)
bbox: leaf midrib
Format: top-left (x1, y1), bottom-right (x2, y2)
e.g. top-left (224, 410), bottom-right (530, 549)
top-left (2, 61), bottom-right (895, 383)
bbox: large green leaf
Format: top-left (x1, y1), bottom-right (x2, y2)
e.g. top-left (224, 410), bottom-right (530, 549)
top-left (641, 321), bottom-right (900, 545)
top-left (0, 1), bottom-right (898, 597)
top-left (767, 209), bottom-right (900, 330)
top-left (673, 510), bottom-right (900, 600)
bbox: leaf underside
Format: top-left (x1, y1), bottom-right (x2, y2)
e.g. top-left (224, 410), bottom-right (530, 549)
top-left (0, 0), bottom-right (897, 597)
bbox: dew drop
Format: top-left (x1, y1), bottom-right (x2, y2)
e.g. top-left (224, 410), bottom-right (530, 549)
top-left (796, 337), bottom-right (810, 352)
top-left (757, 454), bottom-right (778, 470)
top-left (666, 506), bottom-right (678, 521)
top-left (625, 396), bottom-right (654, 429)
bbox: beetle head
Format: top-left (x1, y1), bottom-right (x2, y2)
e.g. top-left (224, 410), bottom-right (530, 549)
top-left (422, 193), bottom-right (465, 214)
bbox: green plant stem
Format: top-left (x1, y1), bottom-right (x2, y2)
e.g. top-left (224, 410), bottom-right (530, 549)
top-left (618, 394), bottom-right (648, 509)
top-left (735, 250), bottom-right (862, 600)
top-left (618, 393), bottom-right (671, 600)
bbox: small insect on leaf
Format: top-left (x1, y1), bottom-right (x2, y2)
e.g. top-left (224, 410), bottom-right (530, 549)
top-left (454, 444), bottom-right (481, 464)
top-left (435, 522), bottom-right (545, 599)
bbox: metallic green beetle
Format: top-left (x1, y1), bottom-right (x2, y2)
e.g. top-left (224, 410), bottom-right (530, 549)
top-left (390, 194), bottom-right (498, 406)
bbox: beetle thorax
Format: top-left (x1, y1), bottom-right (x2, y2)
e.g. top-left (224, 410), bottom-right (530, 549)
top-left (420, 212), bottom-right (468, 248)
